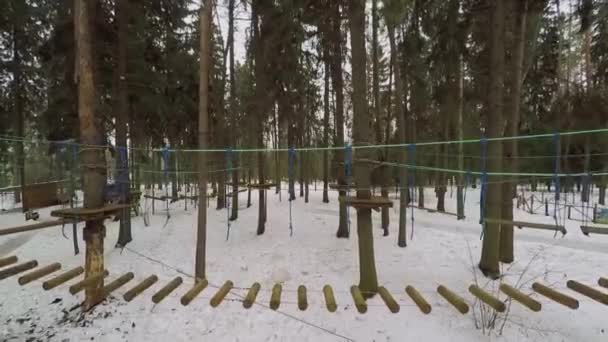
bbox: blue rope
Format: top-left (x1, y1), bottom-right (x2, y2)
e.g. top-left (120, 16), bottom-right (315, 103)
top-left (288, 147), bottom-right (295, 237)
top-left (479, 137), bottom-right (488, 238)
top-left (408, 144), bottom-right (416, 240)
top-left (345, 144), bottom-right (352, 234)
top-left (225, 148), bottom-right (233, 241)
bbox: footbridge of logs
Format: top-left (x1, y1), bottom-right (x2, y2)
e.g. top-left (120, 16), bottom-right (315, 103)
top-left (1, 255), bottom-right (607, 315)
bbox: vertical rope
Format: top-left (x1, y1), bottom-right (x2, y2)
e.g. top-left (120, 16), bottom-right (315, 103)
top-left (345, 144), bottom-right (352, 235)
top-left (225, 148), bottom-right (233, 241)
top-left (288, 147), bottom-right (295, 237)
top-left (479, 137), bottom-right (488, 238)
top-left (408, 144), bottom-right (416, 240)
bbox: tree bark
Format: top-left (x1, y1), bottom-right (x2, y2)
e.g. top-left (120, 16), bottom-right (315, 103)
top-left (350, 0), bottom-right (379, 297)
top-left (11, 2), bottom-right (25, 206)
top-left (253, 0), bottom-right (267, 235)
top-left (228, 0), bottom-right (239, 220)
top-left (322, 44), bottom-right (330, 204)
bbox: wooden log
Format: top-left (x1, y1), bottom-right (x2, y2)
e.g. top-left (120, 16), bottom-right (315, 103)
top-left (375, 286), bottom-right (399, 313)
top-left (18, 263), bottom-right (61, 285)
top-left (0, 219), bottom-right (78, 237)
top-left (0, 255), bottom-right (18, 268)
top-left (270, 283), bottom-right (282, 310)
top-left (43, 267), bottom-right (84, 290)
top-left (580, 225), bottom-right (608, 236)
top-left (0, 260), bottom-right (38, 281)
top-left (532, 282), bottom-right (579, 309)
top-left (69, 270), bottom-right (109, 295)
top-left (566, 280), bottom-right (608, 305)
top-left (468, 285), bottom-right (506, 312)
top-left (181, 279), bottom-right (208, 306)
top-left (243, 282), bottom-right (261, 309)
top-left (599, 277), bottom-right (608, 289)
top-left (405, 285), bottom-right (431, 314)
top-left (297, 285), bottom-right (308, 311)
top-left (124, 275), bottom-right (158, 302)
top-left (323, 285), bottom-right (337, 312)
top-left (102, 272), bottom-right (134, 297)
top-left (499, 283), bottom-right (541, 312)
top-left (152, 277), bottom-right (183, 304)
top-left (210, 280), bottom-right (233, 307)
top-left (350, 285), bottom-right (367, 314)
top-left (437, 285), bottom-right (469, 314)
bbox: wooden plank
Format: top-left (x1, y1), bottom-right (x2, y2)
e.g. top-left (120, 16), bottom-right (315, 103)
top-left (378, 287), bottom-right (400, 313)
top-left (0, 219), bottom-right (79, 237)
top-left (297, 285), bottom-right (308, 311)
top-left (405, 286), bottom-right (431, 314)
top-left (243, 282), bottom-right (261, 309)
top-left (437, 285), bottom-right (469, 314)
top-left (323, 285), bottom-right (337, 312)
top-left (124, 275), bottom-right (158, 302)
top-left (350, 286), bottom-right (367, 313)
top-left (0, 260), bottom-right (38, 281)
top-left (566, 280), bottom-right (608, 305)
top-left (499, 283), bottom-right (541, 312)
top-left (468, 285), bottom-right (506, 312)
top-left (580, 225), bottom-right (608, 236)
top-left (43, 267), bottom-right (84, 290)
top-left (270, 284), bottom-right (282, 310)
top-left (18, 263), bottom-right (61, 285)
top-left (532, 282), bottom-right (579, 309)
top-left (0, 255), bottom-right (18, 268)
top-left (152, 277), bottom-right (183, 304)
top-left (210, 281), bottom-right (233, 308)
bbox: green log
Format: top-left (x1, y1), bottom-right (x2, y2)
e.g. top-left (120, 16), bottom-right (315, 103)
top-left (567, 280), bottom-right (608, 305)
top-left (210, 280), bottom-right (233, 307)
top-left (270, 283), bottom-right (282, 310)
top-left (599, 277), bottom-right (608, 289)
top-left (69, 270), bottom-right (109, 295)
top-left (102, 272), bottom-right (134, 297)
top-left (350, 285), bottom-right (367, 314)
top-left (297, 285), bottom-right (308, 311)
top-left (18, 263), bottom-right (61, 285)
top-left (124, 275), bottom-right (158, 302)
top-left (532, 282), bottom-right (579, 309)
top-left (243, 282), bottom-right (261, 309)
top-left (0, 255), bottom-right (18, 268)
top-left (323, 285), bottom-right (337, 312)
top-left (468, 285), bottom-right (506, 312)
top-left (0, 260), bottom-right (38, 281)
top-left (437, 285), bottom-right (469, 314)
top-left (43, 267), bottom-right (84, 290)
top-left (499, 283), bottom-right (541, 312)
top-left (375, 286), bottom-right (399, 313)
top-left (405, 285), bottom-right (430, 314)
top-left (152, 277), bottom-right (183, 304)
top-left (181, 278), bottom-right (208, 306)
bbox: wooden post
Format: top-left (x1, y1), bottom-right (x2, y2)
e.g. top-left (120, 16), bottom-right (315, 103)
top-left (598, 277), bottom-right (608, 289)
top-left (243, 282), bottom-right (260, 309)
top-left (545, 199), bottom-right (549, 216)
top-left (323, 285), bottom-right (337, 312)
top-left (499, 283), bottom-right (541, 312)
top-left (270, 283), bottom-right (282, 310)
top-left (210, 280), bottom-right (233, 307)
top-left (437, 285), bottom-right (469, 314)
top-left (152, 277), bottom-right (183, 304)
top-left (18, 263), bottom-right (61, 285)
top-left (568, 206), bottom-right (571, 219)
top-left (532, 282), bottom-right (579, 309)
top-left (0, 260), bottom-right (38, 280)
top-left (181, 278), bottom-right (209, 306)
top-left (468, 285), bottom-right (505, 312)
top-left (376, 286), bottom-right (399, 313)
top-left (69, 270), bottom-right (109, 295)
top-left (567, 280), bottom-right (608, 305)
top-left (530, 195), bottom-right (534, 214)
top-left (350, 285), bottom-right (367, 314)
top-left (102, 272), bottom-right (134, 297)
top-left (0, 255), bottom-right (18, 268)
top-left (297, 285), bottom-right (308, 311)
top-left (124, 275), bottom-right (158, 302)
top-left (43, 267), bottom-right (84, 290)
top-left (405, 285), bottom-right (431, 314)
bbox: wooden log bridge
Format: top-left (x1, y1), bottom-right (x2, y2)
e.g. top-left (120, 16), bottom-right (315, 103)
top-left (378, 286), bottom-right (400, 313)
top-left (18, 263), bottom-right (61, 285)
top-left (51, 204), bottom-right (131, 220)
top-left (566, 280), bottom-right (608, 305)
top-left (484, 218), bottom-right (567, 236)
top-left (323, 285), bottom-right (337, 312)
top-left (437, 285), bottom-right (469, 314)
top-left (499, 283), bottom-right (541, 312)
top-left (532, 282), bottom-right (579, 309)
top-left (124, 275), bottom-right (158, 302)
top-left (0, 219), bottom-right (80, 237)
top-left (43, 267), bottom-right (84, 290)
top-left (243, 282), bottom-right (261, 309)
top-left (0, 260), bottom-right (38, 281)
top-left (210, 281), bottom-right (232, 307)
top-left (181, 279), bottom-right (209, 306)
top-left (405, 286), bottom-right (431, 314)
top-left (468, 285), bottom-right (506, 312)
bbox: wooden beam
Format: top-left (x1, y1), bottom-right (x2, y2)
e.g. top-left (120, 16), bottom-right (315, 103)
top-left (567, 280), bottom-right (608, 305)
top-left (181, 279), bottom-right (209, 306)
top-left (0, 255), bottom-right (18, 268)
top-left (323, 285), bottom-right (337, 312)
top-left (580, 225), bottom-right (608, 236)
top-left (152, 277), bottom-right (183, 304)
top-left (350, 285), bottom-right (367, 313)
top-left (378, 286), bottom-right (400, 313)
top-left (437, 285), bottom-right (469, 314)
top-left (532, 282), bottom-right (578, 309)
top-left (42, 267), bottom-right (84, 290)
top-left (243, 282), bottom-right (261, 309)
top-left (0, 260), bottom-right (38, 280)
top-left (297, 285), bottom-right (308, 311)
top-left (0, 219), bottom-right (79, 237)
top-left (499, 283), bottom-right (541, 312)
top-left (69, 270), bottom-right (109, 295)
top-left (210, 280), bottom-right (233, 307)
top-left (468, 285), bottom-right (505, 312)
top-left (270, 284), bottom-right (282, 310)
top-left (485, 218), bottom-right (566, 235)
top-left (124, 275), bottom-right (158, 302)
top-left (405, 285), bottom-right (431, 314)
top-left (18, 263), bottom-right (61, 285)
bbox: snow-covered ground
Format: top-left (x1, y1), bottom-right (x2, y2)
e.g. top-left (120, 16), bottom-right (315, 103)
top-left (1, 185), bottom-right (607, 342)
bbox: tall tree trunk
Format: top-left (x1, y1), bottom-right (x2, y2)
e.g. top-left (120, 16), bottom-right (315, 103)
top-left (331, 2), bottom-right (349, 238)
top-left (115, 0), bottom-right (132, 247)
top-left (322, 45), bottom-right (330, 204)
top-left (500, 0), bottom-right (528, 264)
top-left (195, 0), bottom-right (212, 280)
top-left (253, 0), bottom-right (266, 235)
top-left (456, 56), bottom-right (465, 220)
top-left (75, 0), bottom-right (106, 310)
top-left (228, 0), bottom-right (239, 221)
top-left (388, 23), bottom-right (407, 248)
top-left (479, 0), bottom-right (505, 279)
top-left (350, 0), bottom-right (379, 297)
top-left (11, 3), bottom-right (25, 206)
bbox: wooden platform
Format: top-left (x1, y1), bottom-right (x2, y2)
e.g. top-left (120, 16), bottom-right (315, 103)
top-left (51, 204), bottom-right (130, 220)
top-left (248, 183), bottom-right (277, 190)
top-left (339, 196), bottom-right (393, 209)
top-left (580, 225), bottom-right (608, 236)
top-left (485, 218), bottom-right (567, 235)
top-left (329, 183), bottom-right (355, 191)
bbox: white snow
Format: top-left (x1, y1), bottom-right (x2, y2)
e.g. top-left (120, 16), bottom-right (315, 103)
top-left (1, 185), bottom-right (607, 342)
